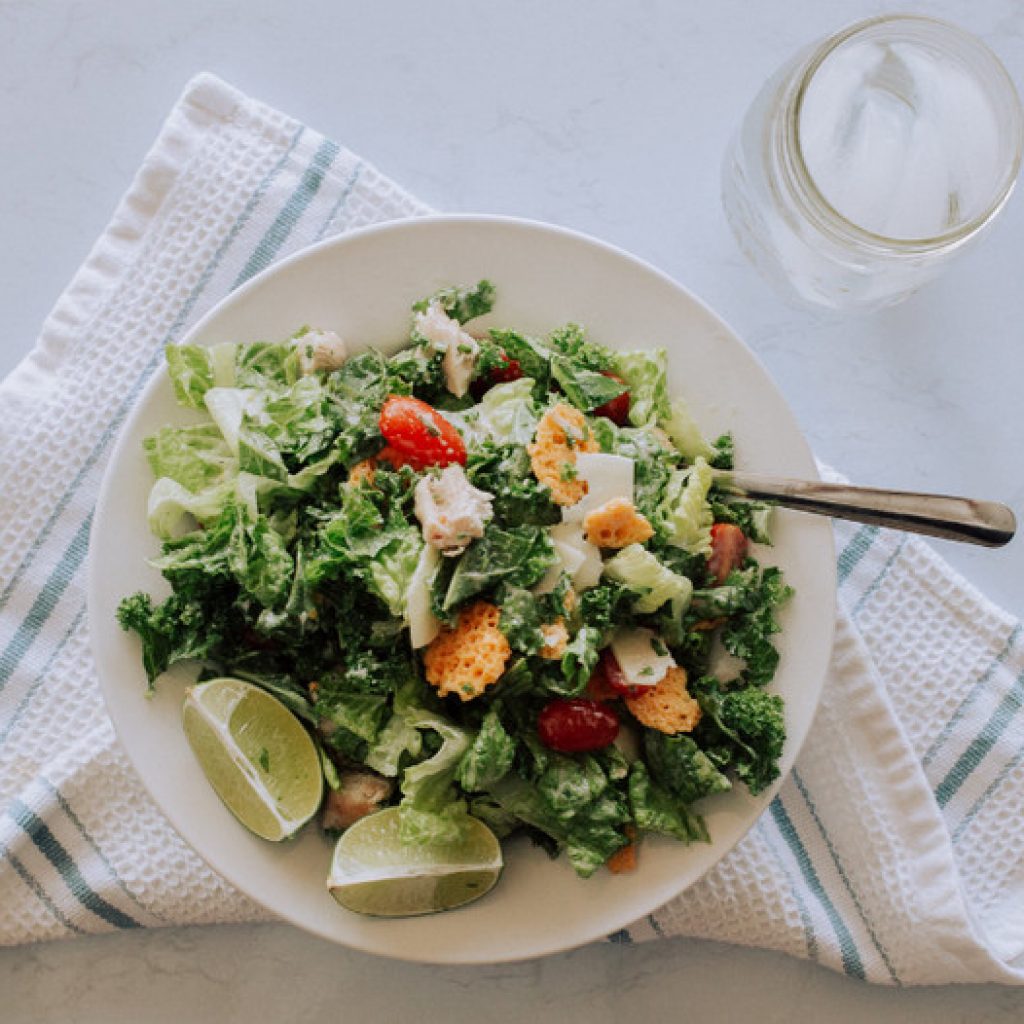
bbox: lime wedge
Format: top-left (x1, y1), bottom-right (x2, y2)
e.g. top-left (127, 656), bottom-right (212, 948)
top-left (327, 807), bottom-right (502, 917)
top-left (182, 677), bottom-right (323, 842)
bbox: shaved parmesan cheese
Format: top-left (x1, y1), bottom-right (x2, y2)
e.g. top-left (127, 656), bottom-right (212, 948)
top-left (610, 626), bottom-right (676, 689)
top-left (549, 521), bottom-right (603, 591)
top-left (406, 544), bottom-right (442, 649)
top-left (562, 453), bottom-right (634, 523)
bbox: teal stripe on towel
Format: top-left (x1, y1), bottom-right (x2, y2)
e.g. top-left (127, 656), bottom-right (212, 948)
top-left (836, 525), bottom-right (879, 586)
top-left (921, 624), bottom-right (1021, 770)
top-left (5, 852), bottom-right (87, 936)
top-left (934, 666), bottom-right (1024, 809)
top-left (0, 516), bottom-right (91, 693)
top-left (10, 799), bottom-right (140, 930)
top-left (770, 797), bottom-right (866, 980)
top-left (232, 138), bottom-right (340, 287)
top-left (792, 770), bottom-right (900, 984)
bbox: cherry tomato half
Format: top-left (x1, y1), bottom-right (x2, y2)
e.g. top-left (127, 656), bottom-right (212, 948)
top-left (592, 371), bottom-right (630, 426)
top-left (591, 648), bottom-right (648, 699)
top-left (378, 395), bottom-right (466, 468)
top-left (469, 353), bottom-right (524, 400)
top-left (537, 698), bottom-right (619, 753)
top-left (707, 522), bottom-right (748, 585)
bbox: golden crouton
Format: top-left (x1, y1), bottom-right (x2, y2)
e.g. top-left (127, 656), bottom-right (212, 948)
top-left (624, 666), bottom-right (701, 734)
top-left (583, 498), bottom-right (654, 548)
top-left (527, 403), bottom-right (599, 506)
top-left (539, 619), bottom-right (569, 660)
top-left (347, 456), bottom-right (378, 487)
top-left (423, 601), bottom-right (511, 701)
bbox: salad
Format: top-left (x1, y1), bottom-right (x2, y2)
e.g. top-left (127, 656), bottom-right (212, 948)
top-left (117, 280), bottom-right (792, 895)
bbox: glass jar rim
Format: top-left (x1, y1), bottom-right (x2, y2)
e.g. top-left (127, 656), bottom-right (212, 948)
top-left (784, 14), bottom-right (1024, 254)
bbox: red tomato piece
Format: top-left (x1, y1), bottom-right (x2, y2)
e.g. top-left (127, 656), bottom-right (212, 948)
top-left (376, 444), bottom-right (430, 472)
top-left (707, 522), bottom-right (748, 585)
top-left (592, 371), bottom-right (630, 426)
top-left (378, 395), bottom-right (466, 468)
top-left (537, 698), bottom-right (619, 753)
top-left (593, 648), bottom-right (647, 699)
top-left (469, 353), bottom-right (524, 400)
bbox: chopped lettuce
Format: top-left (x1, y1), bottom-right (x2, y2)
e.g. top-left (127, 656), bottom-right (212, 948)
top-left (398, 705), bottom-right (473, 844)
top-left (442, 524), bottom-right (555, 611)
top-left (612, 349), bottom-right (670, 427)
top-left (143, 423), bottom-right (235, 492)
top-left (661, 456), bottom-right (715, 555)
top-left (120, 282), bottom-right (794, 891)
top-left (628, 761), bottom-right (709, 843)
top-left (643, 730), bottom-right (731, 804)
top-left (549, 356), bottom-right (627, 412)
top-left (661, 398), bottom-right (716, 462)
top-left (475, 378), bottom-right (540, 445)
top-left (457, 710), bottom-right (516, 791)
top-left (602, 543), bottom-right (693, 614)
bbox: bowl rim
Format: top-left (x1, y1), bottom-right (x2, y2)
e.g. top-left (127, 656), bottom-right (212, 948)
top-left (88, 212), bottom-right (836, 963)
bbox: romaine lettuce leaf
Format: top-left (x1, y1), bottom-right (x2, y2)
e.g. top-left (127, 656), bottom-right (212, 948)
top-left (487, 754), bottom-right (630, 877)
top-left (398, 706), bottom-right (473, 844)
top-left (549, 356), bottom-right (627, 412)
top-left (643, 730), bottom-right (731, 804)
top-left (143, 423), bottom-right (235, 493)
top-left (475, 378), bottom-right (541, 444)
top-left (660, 398), bottom-right (716, 461)
top-left (443, 524), bottom-right (556, 610)
top-left (612, 349), bottom-right (669, 427)
top-left (456, 710), bottom-right (516, 791)
top-left (661, 456), bottom-right (714, 555)
top-left (628, 761), bottom-right (709, 842)
top-left (146, 477), bottom-right (235, 538)
top-left (602, 543), bottom-right (693, 614)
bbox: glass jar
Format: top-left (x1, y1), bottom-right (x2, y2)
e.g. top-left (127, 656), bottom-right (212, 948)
top-left (722, 15), bottom-right (1023, 311)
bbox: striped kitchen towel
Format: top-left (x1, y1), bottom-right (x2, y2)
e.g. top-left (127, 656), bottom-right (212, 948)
top-left (1, 73), bottom-right (1023, 985)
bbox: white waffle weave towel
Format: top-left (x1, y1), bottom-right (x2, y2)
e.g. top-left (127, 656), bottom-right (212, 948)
top-left (1, 74), bottom-right (1022, 985)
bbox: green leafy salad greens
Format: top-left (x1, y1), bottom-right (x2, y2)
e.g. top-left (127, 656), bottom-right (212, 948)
top-left (118, 280), bottom-right (792, 881)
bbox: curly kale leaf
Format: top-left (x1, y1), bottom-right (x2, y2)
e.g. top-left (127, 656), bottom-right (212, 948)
top-left (412, 279), bottom-right (496, 323)
top-left (694, 680), bottom-right (786, 795)
top-left (465, 443), bottom-right (559, 527)
top-left (116, 589), bottom-right (233, 687)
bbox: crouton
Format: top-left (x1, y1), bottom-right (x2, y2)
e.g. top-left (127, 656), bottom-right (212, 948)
top-left (527, 403), bottom-right (599, 506)
top-left (624, 666), bottom-right (701, 734)
top-left (539, 619), bottom-right (569, 660)
top-left (423, 600), bottom-right (511, 701)
top-left (347, 457), bottom-right (378, 487)
top-left (583, 498), bottom-right (654, 549)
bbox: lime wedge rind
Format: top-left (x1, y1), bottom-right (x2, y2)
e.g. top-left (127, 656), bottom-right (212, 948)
top-left (184, 687), bottom-right (297, 837)
top-left (327, 807), bottom-right (503, 917)
top-left (182, 677), bottom-right (323, 843)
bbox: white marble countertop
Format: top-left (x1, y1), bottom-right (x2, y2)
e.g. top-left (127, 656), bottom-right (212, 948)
top-left (2, 0), bottom-right (1023, 1019)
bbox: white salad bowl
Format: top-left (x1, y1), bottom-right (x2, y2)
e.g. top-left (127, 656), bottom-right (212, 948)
top-left (88, 214), bottom-right (835, 963)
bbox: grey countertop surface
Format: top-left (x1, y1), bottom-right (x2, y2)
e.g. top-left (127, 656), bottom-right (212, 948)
top-left (3, 0), bottom-right (1023, 1019)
